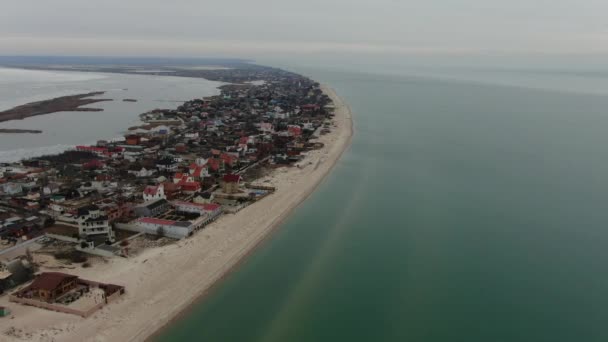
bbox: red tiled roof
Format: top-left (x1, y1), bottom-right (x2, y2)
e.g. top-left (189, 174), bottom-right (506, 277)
top-left (180, 182), bottom-right (201, 191)
top-left (30, 272), bottom-right (78, 292)
top-left (208, 158), bottom-right (221, 171)
top-left (202, 203), bottom-right (221, 211)
top-left (162, 182), bottom-right (180, 192)
top-left (173, 201), bottom-right (220, 212)
top-left (223, 174), bottom-right (241, 183)
top-left (189, 165), bottom-right (207, 178)
top-left (143, 185), bottom-right (159, 195)
top-left (220, 153), bottom-right (237, 166)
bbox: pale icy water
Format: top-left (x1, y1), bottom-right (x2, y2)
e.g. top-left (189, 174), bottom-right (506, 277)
top-left (0, 68), bottom-right (222, 162)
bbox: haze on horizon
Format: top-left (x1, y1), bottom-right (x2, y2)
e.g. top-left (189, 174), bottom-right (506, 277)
top-left (1, 0), bottom-right (608, 64)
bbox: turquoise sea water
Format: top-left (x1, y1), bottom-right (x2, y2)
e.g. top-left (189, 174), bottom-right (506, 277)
top-left (153, 64), bottom-right (608, 342)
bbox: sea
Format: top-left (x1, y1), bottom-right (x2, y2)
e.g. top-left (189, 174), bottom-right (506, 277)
top-left (0, 67), bottom-right (222, 162)
top-left (3, 58), bottom-right (608, 341)
top-left (156, 61), bottom-right (608, 342)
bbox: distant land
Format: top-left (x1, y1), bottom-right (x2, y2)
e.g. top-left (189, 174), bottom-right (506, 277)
top-left (0, 56), bottom-right (283, 83)
top-left (0, 91), bottom-right (111, 124)
top-left (0, 128), bottom-right (42, 134)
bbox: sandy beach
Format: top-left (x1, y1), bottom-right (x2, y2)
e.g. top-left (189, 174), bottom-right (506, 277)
top-left (0, 85), bottom-right (353, 342)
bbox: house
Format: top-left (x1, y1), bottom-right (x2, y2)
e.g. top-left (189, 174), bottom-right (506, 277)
top-left (172, 201), bottom-right (222, 217)
top-left (161, 182), bottom-right (180, 199)
top-left (125, 135), bottom-right (142, 145)
top-left (259, 122), bottom-right (274, 133)
top-left (173, 173), bottom-right (194, 184)
top-left (189, 164), bottom-right (209, 180)
top-left (19, 272), bottom-right (78, 303)
top-left (194, 157), bottom-right (209, 166)
top-left (128, 167), bottom-right (156, 178)
top-left (10, 272), bottom-right (125, 317)
top-left (43, 183), bottom-right (60, 195)
top-left (82, 159), bottom-right (105, 170)
top-left (207, 158), bottom-right (223, 173)
top-left (135, 217), bottom-right (193, 238)
top-left (77, 205), bottom-right (115, 242)
top-left (193, 191), bottom-right (214, 204)
top-left (221, 174), bottom-right (241, 194)
top-left (156, 157), bottom-right (179, 172)
top-left (173, 174), bottom-right (201, 193)
top-left (301, 104), bottom-right (321, 113)
top-left (302, 122), bottom-right (315, 131)
top-left (180, 181), bottom-right (201, 193)
top-left (287, 125), bottom-right (303, 136)
top-left (133, 199), bottom-right (169, 217)
top-left (1, 183), bottom-right (23, 196)
top-left (220, 153), bottom-right (238, 168)
top-left (143, 184), bottom-right (166, 201)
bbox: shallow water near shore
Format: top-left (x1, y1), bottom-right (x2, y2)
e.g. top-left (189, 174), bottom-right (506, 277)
top-left (0, 68), bottom-right (221, 162)
top-left (156, 64), bottom-right (608, 342)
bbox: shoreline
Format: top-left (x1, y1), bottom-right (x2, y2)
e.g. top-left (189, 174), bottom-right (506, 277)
top-left (146, 84), bottom-right (353, 341)
top-left (0, 91), bottom-right (110, 124)
top-left (0, 85), bottom-right (353, 342)
top-left (0, 128), bottom-right (43, 134)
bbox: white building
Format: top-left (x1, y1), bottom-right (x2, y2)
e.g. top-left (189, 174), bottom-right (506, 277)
top-left (135, 217), bottom-right (193, 239)
top-left (128, 167), bottom-right (156, 178)
top-left (77, 205), bottom-right (115, 242)
top-left (172, 201), bottom-right (222, 217)
top-left (143, 184), bottom-right (166, 201)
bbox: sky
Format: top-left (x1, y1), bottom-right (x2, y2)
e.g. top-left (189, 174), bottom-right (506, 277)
top-left (1, 0), bottom-right (608, 60)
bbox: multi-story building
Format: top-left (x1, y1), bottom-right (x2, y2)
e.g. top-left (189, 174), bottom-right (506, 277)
top-left (77, 205), bottom-right (115, 242)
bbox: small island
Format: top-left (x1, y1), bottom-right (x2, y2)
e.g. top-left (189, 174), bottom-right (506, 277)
top-left (0, 128), bottom-right (42, 134)
top-left (123, 98), bottom-right (138, 102)
top-left (0, 91), bottom-right (112, 123)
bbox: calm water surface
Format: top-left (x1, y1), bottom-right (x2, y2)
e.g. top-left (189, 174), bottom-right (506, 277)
top-left (154, 65), bottom-right (608, 342)
top-left (0, 68), bottom-right (221, 161)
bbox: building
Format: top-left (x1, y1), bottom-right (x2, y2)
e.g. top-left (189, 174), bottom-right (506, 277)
top-left (172, 201), bottom-right (222, 217)
top-left (193, 191), bottom-right (214, 204)
top-left (1, 183), bottom-right (23, 196)
top-left (287, 125), bottom-right (303, 136)
top-left (77, 205), bottom-right (115, 242)
top-left (125, 135), bottom-right (142, 145)
top-left (189, 164), bottom-right (209, 179)
top-left (135, 217), bottom-right (193, 238)
top-left (134, 199), bottom-right (169, 217)
top-left (221, 174), bottom-right (242, 194)
top-left (128, 167), bottom-right (156, 178)
top-left (21, 272), bottom-right (78, 303)
top-left (143, 184), bottom-right (166, 201)
top-left (10, 272), bottom-right (125, 317)
top-left (156, 157), bottom-right (179, 172)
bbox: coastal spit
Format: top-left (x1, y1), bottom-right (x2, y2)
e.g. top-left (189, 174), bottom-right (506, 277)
top-left (0, 64), bottom-right (352, 342)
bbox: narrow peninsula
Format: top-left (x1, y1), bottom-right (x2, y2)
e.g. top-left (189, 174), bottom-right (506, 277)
top-left (0, 64), bottom-right (352, 342)
top-left (0, 92), bottom-right (111, 123)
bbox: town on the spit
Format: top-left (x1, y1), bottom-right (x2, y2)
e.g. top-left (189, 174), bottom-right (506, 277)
top-left (0, 66), bottom-right (336, 318)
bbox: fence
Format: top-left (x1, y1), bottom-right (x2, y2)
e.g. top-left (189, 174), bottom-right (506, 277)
top-left (0, 235), bottom-right (45, 257)
top-left (10, 280), bottom-right (125, 318)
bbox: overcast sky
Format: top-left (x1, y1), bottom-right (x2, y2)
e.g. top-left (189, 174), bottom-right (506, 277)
top-left (1, 0), bottom-right (607, 58)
